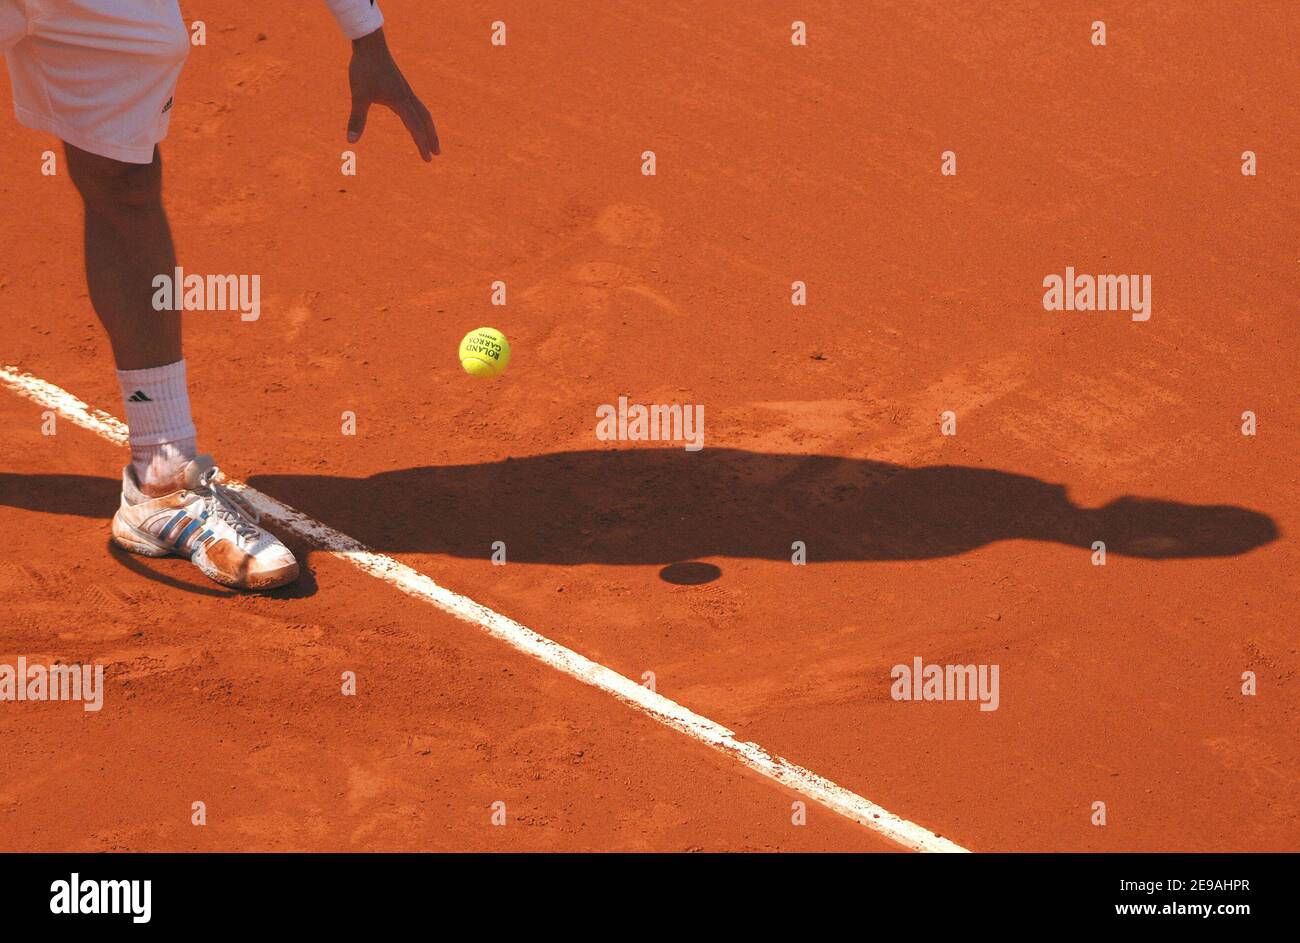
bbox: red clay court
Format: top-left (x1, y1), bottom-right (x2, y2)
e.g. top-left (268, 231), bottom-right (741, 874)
top-left (1, 1), bottom-right (1297, 852)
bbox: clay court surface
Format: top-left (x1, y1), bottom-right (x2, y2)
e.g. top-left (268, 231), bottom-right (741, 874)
top-left (1, 1), bottom-right (1297, 851)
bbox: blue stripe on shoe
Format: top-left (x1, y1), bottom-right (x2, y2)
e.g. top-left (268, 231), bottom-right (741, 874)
top-left (174, 519), bottom-right (202, 549)
top-left (195, 529), bottom-right (213, 546)
top-left (158, 510), bottom-right (188, 541)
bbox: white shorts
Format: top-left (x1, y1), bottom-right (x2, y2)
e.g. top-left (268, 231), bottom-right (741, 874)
top-left (1, 0), bottom-right (189, 164)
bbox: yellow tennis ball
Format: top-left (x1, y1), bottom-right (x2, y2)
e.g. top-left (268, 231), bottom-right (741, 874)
top-left (459, 327), bottom-right (511, 378)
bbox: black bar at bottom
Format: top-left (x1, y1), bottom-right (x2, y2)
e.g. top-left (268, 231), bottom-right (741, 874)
top-left (0, 851), bottom-right (1290, 930)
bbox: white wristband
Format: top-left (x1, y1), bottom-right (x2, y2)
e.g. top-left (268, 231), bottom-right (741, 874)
top-left (324, 0), bottom-right (384, 41)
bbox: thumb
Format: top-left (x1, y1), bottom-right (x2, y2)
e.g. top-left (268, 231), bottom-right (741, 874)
top-left (347, 96), bottom-right (370, 143)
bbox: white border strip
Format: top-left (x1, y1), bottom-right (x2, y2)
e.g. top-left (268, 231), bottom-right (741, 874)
top-left (2, 363), bottom-right (968, 853)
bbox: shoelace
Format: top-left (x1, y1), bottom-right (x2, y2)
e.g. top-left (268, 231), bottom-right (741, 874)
top-left (196, 466), bottom-right (263, 543)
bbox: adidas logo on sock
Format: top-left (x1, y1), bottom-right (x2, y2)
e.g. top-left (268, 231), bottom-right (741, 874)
top-left (127, 390), bottom-right (153, 402)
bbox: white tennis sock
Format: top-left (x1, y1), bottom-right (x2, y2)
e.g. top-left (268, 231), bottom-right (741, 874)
top-left (115, 359), bottom-right (198, 495)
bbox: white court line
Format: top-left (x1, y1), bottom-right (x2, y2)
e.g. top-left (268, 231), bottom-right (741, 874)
top-left (1, 363), bottom-right (969, 853)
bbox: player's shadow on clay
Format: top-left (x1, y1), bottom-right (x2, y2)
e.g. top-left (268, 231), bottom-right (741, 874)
top-left (1, 452), bottom-right (1279, 588)
top-left (254, 449), bottom-right (1278, 581)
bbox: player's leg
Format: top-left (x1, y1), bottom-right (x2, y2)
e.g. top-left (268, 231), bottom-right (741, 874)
top-left (63, 144), bottom-right (299, 589)
top-left (61, 144), bottom-right (297, 590)
top-left (64, 143), bottom-right (198, 497)
top-left (64, 145), bottom-right (181, 373)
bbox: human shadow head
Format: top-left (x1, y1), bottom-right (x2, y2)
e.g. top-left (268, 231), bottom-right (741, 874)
top-left (1080, 496), bottom-right (1279, 558)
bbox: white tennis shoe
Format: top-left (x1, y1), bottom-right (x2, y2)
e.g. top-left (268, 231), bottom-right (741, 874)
top-left (111, 455), bottom-right (299, 591)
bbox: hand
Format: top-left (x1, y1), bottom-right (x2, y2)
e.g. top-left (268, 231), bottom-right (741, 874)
top-left (346, 28), bottom-right (440, 161)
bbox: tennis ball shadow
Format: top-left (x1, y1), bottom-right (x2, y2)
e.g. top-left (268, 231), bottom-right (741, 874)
top-left (659, 561), bottom-right (722, 584)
